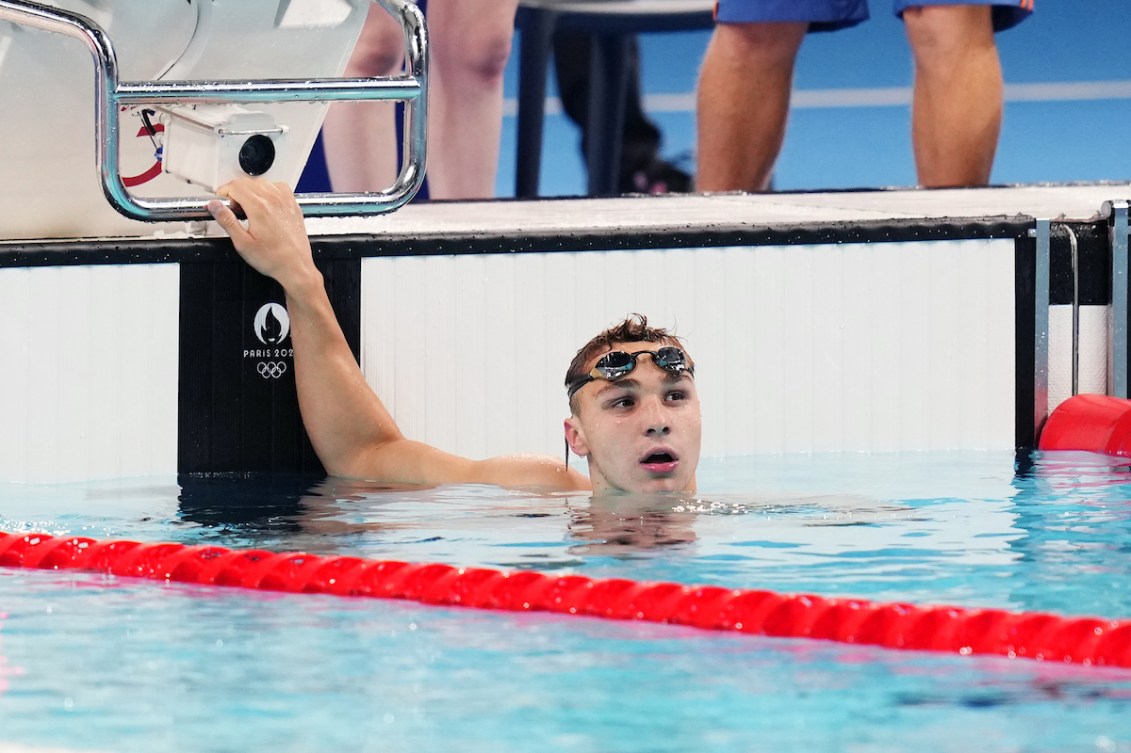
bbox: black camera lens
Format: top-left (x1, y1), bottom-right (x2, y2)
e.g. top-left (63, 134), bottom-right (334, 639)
top-left (238, 134), bottom-right (276, 176)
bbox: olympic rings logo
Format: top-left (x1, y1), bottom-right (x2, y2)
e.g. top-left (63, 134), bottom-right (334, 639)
top-left (257, 361), bottom-right (288, 380)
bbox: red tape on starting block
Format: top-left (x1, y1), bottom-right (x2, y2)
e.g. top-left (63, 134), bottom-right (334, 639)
top-left (3, 530), bottom-right (1131, 668)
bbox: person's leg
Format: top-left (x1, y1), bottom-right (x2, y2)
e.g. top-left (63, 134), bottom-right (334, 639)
top-left (903, 4), bottom-right (1002, 187)
top-left (616, 38), bottom-right (672, 189)
top-left (321, 6), bottom-right (405, 192)
top-left (695, 22), bottom-right (807, 192)
top-left (425, 0), bottom-right (519, 199)
top-left (553, 31), bottom-right (592, 138)
top-left (555, 33), bottom-right (684, 194)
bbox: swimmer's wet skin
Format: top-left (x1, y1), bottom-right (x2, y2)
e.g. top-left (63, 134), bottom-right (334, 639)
top-left (210, 178), bottom-right (699, 495)
top-left (564, 340), bottom-right (701, 495)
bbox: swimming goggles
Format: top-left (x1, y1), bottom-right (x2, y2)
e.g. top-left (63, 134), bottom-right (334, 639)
top-left (566, 346), bottom-right (694, 398)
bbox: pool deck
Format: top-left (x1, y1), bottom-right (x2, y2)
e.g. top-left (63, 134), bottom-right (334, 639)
top-left (303, 183), bottom-right (1131, 241)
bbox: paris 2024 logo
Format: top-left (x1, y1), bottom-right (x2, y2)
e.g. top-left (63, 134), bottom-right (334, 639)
top-left (245, 302), bottom-right (293, 379)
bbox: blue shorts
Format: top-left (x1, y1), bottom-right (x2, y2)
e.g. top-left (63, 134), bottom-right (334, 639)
top-left (714, 0), bottom-right (1033, 33)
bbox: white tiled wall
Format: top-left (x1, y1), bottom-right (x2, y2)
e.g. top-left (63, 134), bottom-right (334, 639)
top-left (361, 238), bottom-right (1018, 461)
top-left (0, 264), bottom-right (179, 482)
top-left (1048, 305), bottom-right (1109, 413)
top-left (0, 238), bottom-right (1029, 483)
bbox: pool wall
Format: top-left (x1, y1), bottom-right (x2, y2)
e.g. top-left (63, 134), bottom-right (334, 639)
top-left (6, 187), bottom-right (1117, 483)
top-left (0, 2), bottom-right (1126, 483)
top-left (0, 263), bottom-right (179, 481)
top-left (359, 238), bottom-right (1017, 461)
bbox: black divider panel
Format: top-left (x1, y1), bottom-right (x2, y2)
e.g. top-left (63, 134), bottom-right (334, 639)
top-left (1014, 233), bottom-right (1038, 450)
top-left (1048, 221), bottom-right (1110, 306)
top-left (178, 253), bottom-right (360, 475)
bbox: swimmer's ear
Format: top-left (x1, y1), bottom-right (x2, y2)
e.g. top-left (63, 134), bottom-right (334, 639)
top-left (564, 418), bottom-right (589, 458)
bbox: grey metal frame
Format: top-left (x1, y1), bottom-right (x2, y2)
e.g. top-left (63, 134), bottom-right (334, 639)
top-left (1104, 200), bottom-right (1129, 397)
top-left (1063, 225), bottom-right (1080, 396)
top-left (1033, 218), bottom-right (1050, 438)
top-left (0, 0), bottom-right (427, 220)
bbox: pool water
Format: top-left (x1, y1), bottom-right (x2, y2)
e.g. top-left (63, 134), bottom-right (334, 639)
top-left (1, 451), bottom-right (1131, 752)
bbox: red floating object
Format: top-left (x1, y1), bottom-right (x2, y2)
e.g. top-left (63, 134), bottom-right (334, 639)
top-left (1, 530), bottom-right (1129, 669)
top-left (1040, 394), bottom-right (1131, 456)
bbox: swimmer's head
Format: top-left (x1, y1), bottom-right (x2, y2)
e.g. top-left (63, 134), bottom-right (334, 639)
top-left (563, 315), bottom-right (702, 494)
top-left (564, 314), bottom-right (691, 415)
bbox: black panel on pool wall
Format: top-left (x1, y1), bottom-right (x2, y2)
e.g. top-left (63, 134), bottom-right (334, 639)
top-left (178, 256), bottom-right (361, 474)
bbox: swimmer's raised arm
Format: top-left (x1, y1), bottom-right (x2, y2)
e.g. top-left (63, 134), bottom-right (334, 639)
top-left (207, 178), bottom-right (400, 478)
top-left (208, 178), bottom-right (588, 492)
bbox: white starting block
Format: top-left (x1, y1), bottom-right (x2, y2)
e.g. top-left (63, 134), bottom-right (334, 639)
top-left (0, 0), bottom-right (428, 240)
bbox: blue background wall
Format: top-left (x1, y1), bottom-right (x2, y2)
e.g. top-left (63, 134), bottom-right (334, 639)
top-left (303, 2), bottom-right (1131, 198)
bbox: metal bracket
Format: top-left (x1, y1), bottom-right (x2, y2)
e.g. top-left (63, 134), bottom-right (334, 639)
top-left (0, 0), bottom-right (428, 221)
top-left (1103, 200), bottom-right (1129, 397)
top-left (1031, 219), bottom-right (1050, 440)
top-left (1063, 225), bottom-right (1080, 396)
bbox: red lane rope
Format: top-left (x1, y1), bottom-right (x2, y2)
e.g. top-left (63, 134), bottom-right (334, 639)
top-left (3, 531), bottom-right (1131, 668)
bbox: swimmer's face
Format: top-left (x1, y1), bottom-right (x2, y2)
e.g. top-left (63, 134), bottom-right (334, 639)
top-left (564, 341), bottom-right (701, 494)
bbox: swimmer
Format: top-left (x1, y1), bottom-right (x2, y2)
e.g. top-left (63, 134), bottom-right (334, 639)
top-left (207, 177), bottom-right (702, 494)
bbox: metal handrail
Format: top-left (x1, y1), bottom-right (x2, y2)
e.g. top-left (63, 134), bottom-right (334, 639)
top-left (0, 0), bottom-right (428, 221)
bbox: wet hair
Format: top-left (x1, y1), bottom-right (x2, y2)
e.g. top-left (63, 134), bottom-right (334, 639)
top-left (565, 314), bottom-right (686, 414)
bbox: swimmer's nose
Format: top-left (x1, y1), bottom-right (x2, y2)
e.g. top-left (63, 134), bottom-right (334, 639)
top-left (642, 398), bottom-right (671, 436)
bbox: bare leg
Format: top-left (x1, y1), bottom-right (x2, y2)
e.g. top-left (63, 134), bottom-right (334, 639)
top-left (696, 22), bottom-right (807, 192)
top-left (425, 0), bottom-right (518, 199)
top-left (321, 7), bottom-right (404, 192)
top-left (904, 5), bottom-right (1002, 187)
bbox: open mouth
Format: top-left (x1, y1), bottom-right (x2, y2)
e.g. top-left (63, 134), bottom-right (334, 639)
top-left (640, 450), bottom-right (680, 475)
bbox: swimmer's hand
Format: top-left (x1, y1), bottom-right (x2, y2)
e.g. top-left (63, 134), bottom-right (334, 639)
top-left (207, 177), bottom-right (319, 291)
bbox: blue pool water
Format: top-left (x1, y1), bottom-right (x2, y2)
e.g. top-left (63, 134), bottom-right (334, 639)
top-left (2, 451), bottom-right (1131, 751)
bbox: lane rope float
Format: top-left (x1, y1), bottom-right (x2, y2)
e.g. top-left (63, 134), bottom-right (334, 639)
top-left (1039, 393), bottom-right (1131, 456)
top-left (2, 531), bottom-right (1130, 668)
